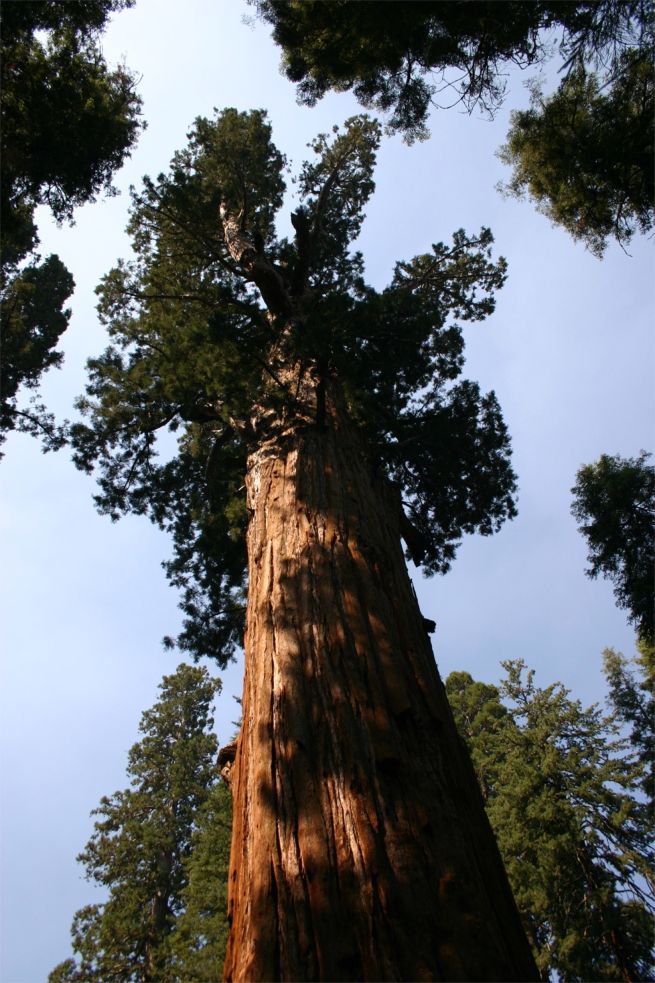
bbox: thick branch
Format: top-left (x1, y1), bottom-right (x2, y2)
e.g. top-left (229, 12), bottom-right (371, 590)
top-left (400, 508), bottom-right (429, 565)
top-left (294, 146), bottom-right (352, 296)
top-left (220, 204), bottom-right (294, 318)
top-left (290, 208), bottom-right (312, 296)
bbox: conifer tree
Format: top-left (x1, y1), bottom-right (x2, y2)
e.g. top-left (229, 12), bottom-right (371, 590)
top-left (571, 451), bottom-right (655, 645)
top-left (253, 0), bottom-right (653, 253)
top-left (447, 661), bottom-right (655, 981)
top-left (49, 664), bottom-right (221, 983)
top-left (72, 108), bottom-right (538, 980)
top-left (498, 53), bottom-right (654, 256)
top-left (169, 783), bottom-right (232, 981)
top-left (252, 2), bottom-right (651, 138)
top-left (0, 0), bottom-right (142, 452)
top-left (604, 641), bottom-right (655, 809)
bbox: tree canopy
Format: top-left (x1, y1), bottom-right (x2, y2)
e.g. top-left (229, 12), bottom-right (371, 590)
top-left (72, 108), bottom-right (517, 664)
top-left (0, 0), bottom-right (143, 452)
top-left (252, 0), bottom-right (554, 140)
top-left (253, 0), bottom-right (654, 253)
top-left (571, 451), bottom-right (655, 645)
top-left (0, 0), bottom-right (143, 266)
top-left (168, 782), bottom-right (232, 981)
top-left (251, 2), bottom-right (650, 135)
top-left (604, 641), bottom-right (654, 809)
top-left (0, 254), bottom-right (74, 450)
top-left (447, 660), bottom-right (655, 981)
top-left (49, 664), bottom-right (225, 983)
top-left (499, 50), bottom-right (654, 255)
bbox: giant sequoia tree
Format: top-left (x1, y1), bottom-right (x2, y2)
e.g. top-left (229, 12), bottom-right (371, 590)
top-left (73, 109), bottom-right (538, 980)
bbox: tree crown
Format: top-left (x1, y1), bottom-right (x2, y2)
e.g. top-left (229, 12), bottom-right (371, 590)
top-left (50, 663), bottom-right (221, 982)
top-left (447, 660), bottom-right (655, 980)
top-left (251, 1), bottom-right (652, 140)
top-left (0, 0), bottom-right (143, 455)
top-left (571, 451), bottom-right (655, 644)
top-left (72, 109), bottom-right (517, 663)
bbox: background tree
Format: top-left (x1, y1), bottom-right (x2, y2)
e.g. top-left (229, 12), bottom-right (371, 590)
top-left (0, 0), bottom-right (143, 452)
top-left (71, 108), bottom-right (540, 980)
top-left (447, 661), bottom-right (655, 981)
top-left (0, 254), bottom-right (73, 451)
top-left (168, 782), bottom-right (232, 982)
top-left (49, 664), bottom-right (221, 983)
top-left (571, 451), bottom-right (655, 645)
top-left (604, 641), bottom-right (654, 809)
top-left (252, 0), bottom-right (654, 252)
top-left (498, 52), bottom-right (654, 256)
top-left (251, 0), bottom-right (559, 140)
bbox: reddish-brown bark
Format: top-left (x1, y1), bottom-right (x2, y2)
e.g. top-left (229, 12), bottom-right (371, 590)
top-left (223, 383), bottom-right (538, 982)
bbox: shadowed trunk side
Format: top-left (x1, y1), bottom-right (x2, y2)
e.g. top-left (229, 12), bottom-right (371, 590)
top-left (223, 383), bottom-right (537, 982)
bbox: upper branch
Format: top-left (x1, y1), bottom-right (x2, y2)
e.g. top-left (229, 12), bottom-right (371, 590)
top-left (220, 203), bottom-right (294, 319)
top-left (291, 145), bottom-right (352, 296)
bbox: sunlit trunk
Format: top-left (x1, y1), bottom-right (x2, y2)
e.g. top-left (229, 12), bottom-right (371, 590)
top-left (223, 381), bottom-right (537, 982)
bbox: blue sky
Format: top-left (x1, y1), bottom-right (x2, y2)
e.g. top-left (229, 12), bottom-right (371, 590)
top-left (1, 2), bottom-right (653, 979)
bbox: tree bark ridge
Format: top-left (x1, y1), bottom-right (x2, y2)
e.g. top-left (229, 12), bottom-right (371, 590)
top-left (224, 386), bottom-right (538, 982)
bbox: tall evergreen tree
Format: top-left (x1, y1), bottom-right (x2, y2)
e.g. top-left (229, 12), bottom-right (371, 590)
top-left (0, 0), bottom-right (143, 452)
top-left (49, 664), bottom-right (220, 983)
top-left (168, 782), bottom-right (232, 981)
top-left (498, 52), bottom-right (654, 256)
top-left (604, 641), bottom-right (655, 809)
top-left (447, 661), bottom-right (655, 982)
top-left (72, 109), bottom-right (538, 980)
top-left (571, 451), bottom-right (655, 645)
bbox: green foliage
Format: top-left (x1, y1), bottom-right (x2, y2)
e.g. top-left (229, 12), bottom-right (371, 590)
top-left (0, 254), bottom-right (73, 453)
top-left (571, 452), bottom-right (655, 644)
top-left (1, 0), bottom-right (143, 265)
top-left (49, 664), bottom-right (222, 982)
top-left (168, 783), bottom-right (232, 981)
top-left (254, 0), bottom-right (654, 253)
top-left (447, 661), bottom-right (655, 981)
top-left (604, 642), bottom-right (654, 808)
top-left (252, 1), bottom-right (651, 139)
top-left (72, 109), bottom-right (517, 661)
top-left (252, 1), bottom-right (545, 139)
top-left (499, 52), bottom-right (654, 255)
top-left (0, 0), bottom-right (143, 451)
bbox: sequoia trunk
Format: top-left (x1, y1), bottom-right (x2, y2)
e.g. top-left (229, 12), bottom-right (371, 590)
top-left (224, 387), bottom-right (537, 982)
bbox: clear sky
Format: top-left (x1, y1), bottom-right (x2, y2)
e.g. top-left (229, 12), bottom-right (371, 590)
top-left (1, 2), bottom-right (653, 980)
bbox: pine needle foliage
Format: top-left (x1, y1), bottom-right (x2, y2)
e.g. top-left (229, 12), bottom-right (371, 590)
top-left (252, 1), bottom-right (651, 140)
top-left (447, 660), bottom-right (655, 981)
top-left (168, 783), bottom-right (232, 981)
top-left (49, 664), bottom-right (223, 983)
top-left (604, 641), bottom-right (655, 810)
top-left (71, 108), bottom-right (517, 664)
top-left (0, 0), bottom-right (143, 453)
top-left (499, 53), bottom-right (654, 256)
top-left (253, 0), bottom-right (654, 253)
top-left (571, 452), bottom-right (655, 645)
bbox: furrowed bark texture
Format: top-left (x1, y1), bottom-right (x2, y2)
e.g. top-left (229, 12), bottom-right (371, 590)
top-left (223, 391), bottom-right (537, 982)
